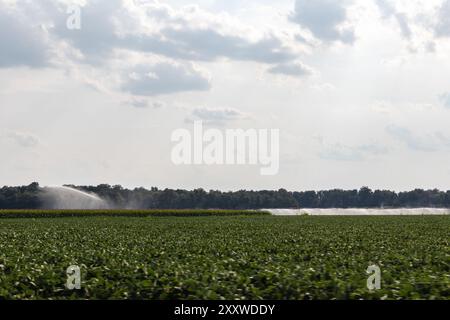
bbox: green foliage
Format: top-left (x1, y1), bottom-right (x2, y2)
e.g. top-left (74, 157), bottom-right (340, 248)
top-left (0, 215), bottom-right (448, 300)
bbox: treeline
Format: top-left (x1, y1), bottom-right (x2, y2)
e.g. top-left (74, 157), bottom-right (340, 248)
top-left (1, 183), bottom-right (450, 209)
top-left (0, 182), bottom-right (42, 209)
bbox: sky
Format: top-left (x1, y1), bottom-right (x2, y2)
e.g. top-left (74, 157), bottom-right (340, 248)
top-left (1, 0), bottom-right (450, 191)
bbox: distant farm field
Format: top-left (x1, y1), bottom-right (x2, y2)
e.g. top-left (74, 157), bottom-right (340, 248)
top-left (0, 214), bottom-right (448, 300)
top-left (0, 209), bottom-right (270, 218)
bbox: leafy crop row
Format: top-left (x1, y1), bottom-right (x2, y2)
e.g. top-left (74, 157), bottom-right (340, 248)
top-left (0, 215), bottom-right (448, 299)
top-left (0, 209), bottom-right (270, 218)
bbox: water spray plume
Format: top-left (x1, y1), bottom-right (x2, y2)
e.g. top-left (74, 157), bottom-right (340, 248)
top-left (265, 208), bottom-right (450, 216)
top-left (41, 186), bottom-right (109, 209)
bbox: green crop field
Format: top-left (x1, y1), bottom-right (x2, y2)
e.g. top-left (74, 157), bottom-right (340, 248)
top-left (0, 209), bottom-right (270, 218)
top-left (0, 213), bottom-right (448, 300)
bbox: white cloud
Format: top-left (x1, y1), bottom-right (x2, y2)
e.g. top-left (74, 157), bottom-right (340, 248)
top-left (435, 0), bottom-right (450, 37)
top-left (46, 0), bottom-right (302, 66)
top-left (1, 131), bottom-right (40, 148)
top-left (375, 0), bottom-right (412, 39)
top-left (386, 125), bottom-right (450, 152)
top-left (186, 107), bottom-right (249, 125)
top-left (318, 141), bottom-right (388, 161)
top-left (290, 0), bottom-right (355, 44)
top-left (122, 98), bottom-right (165, 109)
top-left (439, 92), bottom-right (450, 108)
top-left (0, 0), bottom-right (313, 99)
top-left (121, 61), bottom-right (211, 96)
top-left (0, 1), bottom-right (51, 67)
top-left (267, 61), bottom-right (314, 77)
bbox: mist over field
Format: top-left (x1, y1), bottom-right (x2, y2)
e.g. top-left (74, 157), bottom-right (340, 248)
top-left (41, 186), bottom-right (110, 210)
top-left (267, 208), bottom-right (450, 216)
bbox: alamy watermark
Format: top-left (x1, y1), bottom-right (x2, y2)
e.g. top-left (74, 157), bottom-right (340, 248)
top-left (66, 4), bottom-right (81, 30)
top-left (66, 265), bottom-right (81, 290)
top-left (171, 121), bottom-right (280, 175)
top-left (366, 265), bottom-right (381, 290)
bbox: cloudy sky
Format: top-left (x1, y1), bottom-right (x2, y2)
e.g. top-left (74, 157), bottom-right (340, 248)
top-left (1, 0), bottom-right (450, 191)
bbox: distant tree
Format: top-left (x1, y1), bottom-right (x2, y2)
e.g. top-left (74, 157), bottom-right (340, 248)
top-left (358, 187), bottom-right (373, 207)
